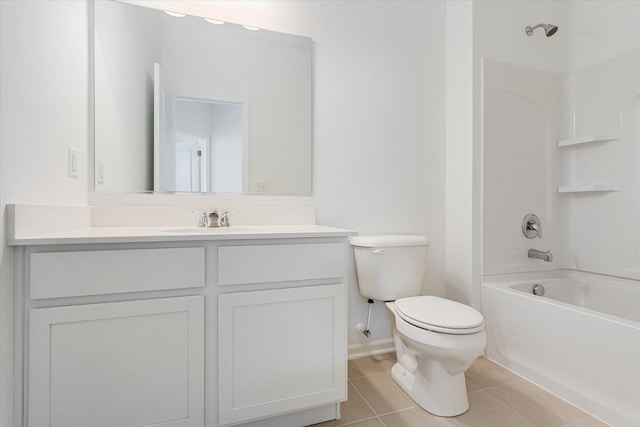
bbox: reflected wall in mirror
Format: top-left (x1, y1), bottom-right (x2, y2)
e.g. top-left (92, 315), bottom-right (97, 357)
top-left (94, 0), bottom-right (312, 195)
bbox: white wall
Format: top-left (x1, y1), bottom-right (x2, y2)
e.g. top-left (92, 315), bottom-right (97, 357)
top-left (209, 103), bottom-right (243, 193)
top-left (565, 1), bottom-right (640, 73)
top-left (0, 1), bottom-right (448, 422)
top-left (473, 1), bottom-right (566, 75)
top-left (94, 0), bottom-right (159, 192)
top-left (0, 1), bottom-right (90, 424)
top-left (445, 1), bottom-right (476, 306)
top-left (304, 1), bottom-right (447, 347)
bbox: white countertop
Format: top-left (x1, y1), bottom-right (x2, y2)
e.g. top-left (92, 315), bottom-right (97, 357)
top-left (8, 224), bottom-right (357, 246)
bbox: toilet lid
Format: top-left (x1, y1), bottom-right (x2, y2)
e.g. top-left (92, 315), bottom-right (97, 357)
top-left (395, 296), bottom-right (484, 334)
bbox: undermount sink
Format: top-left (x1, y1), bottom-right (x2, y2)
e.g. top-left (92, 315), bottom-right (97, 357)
top-left (162, 226), bottom-right (259, 234)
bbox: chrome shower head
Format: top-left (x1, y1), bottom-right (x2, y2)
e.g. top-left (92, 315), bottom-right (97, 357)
top-left (525, 23), bottom-right (558, 37)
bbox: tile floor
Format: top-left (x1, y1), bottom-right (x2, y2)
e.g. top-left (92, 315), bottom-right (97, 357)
top-left (312, 353), bottom-right (609, 427)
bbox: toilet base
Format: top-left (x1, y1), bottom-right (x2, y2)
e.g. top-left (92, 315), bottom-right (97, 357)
top-left (391, 359), bottom-right (470, 417)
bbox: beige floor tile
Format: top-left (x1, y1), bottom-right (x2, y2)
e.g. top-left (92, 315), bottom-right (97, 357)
top-left (348, 418), bottom-right (385, 427)
top-left (308, 383), bottom-right (374, 427)
top-left (466, 377), bottom-right (481, 393)
top-left (564, 417), bottom-right (610, 427)
top-left (454, 391), bottom-right (537, 427)
top-left (310, 417), bottom-right (383, 427)
top-left (348, 352), bottom-right (397, 379)
top-left (351, 372), bottom-right (416, 415)
top-left (350, 418), bottom-right (385, 427)
top-left (380, 407), bottom-right (460, 427)
top-left (486, 380), bottom-right (591, 427)
top-left (465, 357), bottom-right (521, 389)
top-left (331, 383), bottom-right (376, 425)
top-left (343, 354), bottom-right (605, 427)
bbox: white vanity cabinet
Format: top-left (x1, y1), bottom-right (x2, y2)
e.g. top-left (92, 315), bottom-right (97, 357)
top-left (217, 243), bottom-right (347, 425)
top-left (29, 296), bottom-right (205, 427)
top-left (13, 229), bottom-right (351, 427)
top-left (18, 245), bottom-right (207, 427)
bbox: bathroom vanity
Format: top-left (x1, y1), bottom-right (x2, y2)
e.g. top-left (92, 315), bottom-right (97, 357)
top-left (9, 216), bottom-right (354, 427)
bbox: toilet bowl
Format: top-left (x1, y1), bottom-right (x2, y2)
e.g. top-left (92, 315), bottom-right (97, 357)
top-left (350, 235), bottom-right (486, 417)
top-left (386, 297), bottom-right (486, 416)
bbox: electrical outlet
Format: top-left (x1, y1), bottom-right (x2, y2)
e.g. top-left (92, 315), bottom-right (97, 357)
top-left (68, 147), bottom-right (78, 178)
top-left (256, 181), bottom-right (267, 192)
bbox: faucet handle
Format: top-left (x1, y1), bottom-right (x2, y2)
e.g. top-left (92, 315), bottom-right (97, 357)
top-left (192, 211), bottom-right (209, 228)
top-left (522, 214), bottom-right (542, 239)
top-left (219, 210), bottom-right (238, 227)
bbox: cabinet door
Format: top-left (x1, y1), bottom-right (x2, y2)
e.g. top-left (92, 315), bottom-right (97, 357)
top-left (28, 296), bottom-right (204, 427)
top-left (218, 284), bottom-right (346, 425)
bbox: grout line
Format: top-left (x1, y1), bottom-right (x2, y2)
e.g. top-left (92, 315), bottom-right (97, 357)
top-left (450, 415), bottom-right (464, 427)
top-left (348, 373), bottom-right (383, 380)
top-left (332, 415), bottom-right (380, 426)
top-left (476, 378), bottom-right (525, 392)
top-left (349, 375), bottom-right (418, 425)
top-left (347, 355), bottom-right (607, 427)
top-left (374, 405), bottom-right (419, 418)
top-left (482, 380), bottom-right (597, 427)
top-left (348, 378), bottom-right (383, 421)
top-left (561, 417), bottom-right (609, 427)
top-left (475, 390), bottom-right (540, 425)
top-left (478, 357), bottom-right (604, 418)
top-left (466, 377), bottom-right (481, 388)
top-left (347, 364), bottom-right (397, 381)
top-left (351, 372), bottom-right (420, 418)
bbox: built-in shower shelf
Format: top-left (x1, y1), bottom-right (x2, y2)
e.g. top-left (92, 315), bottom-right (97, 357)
top-left (557, 184), bottom-right (619, 193)
top-left (557, 133), bottom-right (619, 148)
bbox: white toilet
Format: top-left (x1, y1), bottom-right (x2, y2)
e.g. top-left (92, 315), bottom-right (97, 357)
top-left (350, 235), bottom-right (486, 417)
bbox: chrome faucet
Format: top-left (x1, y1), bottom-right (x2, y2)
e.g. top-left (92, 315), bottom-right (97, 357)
top-left (522, 214), bottom-right (542, 239)
top-left (218, 211), bottom-right (238, 227)
top-left (528, 249), bottom-right (553, 262)
top-left (208, 211), bottom-right (219, 227)
top-left (193, 210), bottom-right (237, 227)
top-left (193, 211), bottom-right (209, 228)
top-left (193, 211), bottom-right (221, 227)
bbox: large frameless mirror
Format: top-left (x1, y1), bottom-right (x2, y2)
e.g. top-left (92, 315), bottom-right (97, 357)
top-left (93, 0), bottom-right (312, 195)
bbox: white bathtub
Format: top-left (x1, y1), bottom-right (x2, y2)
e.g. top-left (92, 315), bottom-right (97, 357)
top-left (482, 272), bottom-right (640, 427)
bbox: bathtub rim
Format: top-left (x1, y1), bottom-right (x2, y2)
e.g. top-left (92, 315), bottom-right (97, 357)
top-left (481, 269), bottom-right (640, 329)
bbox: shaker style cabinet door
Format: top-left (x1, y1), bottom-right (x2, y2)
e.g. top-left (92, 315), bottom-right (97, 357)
top-left (218, 284), bottom-right (347, 425)
top-left (28, 296), bottom-right (205, 427)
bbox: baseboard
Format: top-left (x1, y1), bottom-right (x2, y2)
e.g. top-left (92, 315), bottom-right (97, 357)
top-left (348, 338), bottom-right (394, 360)
top-left (238, 403), bottom-right (339, 427)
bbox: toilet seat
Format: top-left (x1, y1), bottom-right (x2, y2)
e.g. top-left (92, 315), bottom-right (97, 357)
top-left (394, 296), bottom-right (484, 334)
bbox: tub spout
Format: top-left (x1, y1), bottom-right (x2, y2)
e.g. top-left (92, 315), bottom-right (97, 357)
top-left (528, 249), bottom-right (553, 262)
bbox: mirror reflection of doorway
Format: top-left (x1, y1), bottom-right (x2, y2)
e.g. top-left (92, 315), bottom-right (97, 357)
top-left (175, 132), bottom-right (206, 192)
top-left (154, 63), bottom-right (247, 193)
top-left (173, 98), bottom-right (245, 193)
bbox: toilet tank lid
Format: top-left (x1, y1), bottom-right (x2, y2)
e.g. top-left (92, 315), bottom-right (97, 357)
top-left (350, 235), bottom-right (430, 248)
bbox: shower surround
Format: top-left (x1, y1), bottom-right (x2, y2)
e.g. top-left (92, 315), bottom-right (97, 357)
top-left (479, 3), bottom-right (640, 425)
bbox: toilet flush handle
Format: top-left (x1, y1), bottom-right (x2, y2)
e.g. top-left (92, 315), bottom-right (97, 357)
top-left (372, 248), bottom-right (385, 254)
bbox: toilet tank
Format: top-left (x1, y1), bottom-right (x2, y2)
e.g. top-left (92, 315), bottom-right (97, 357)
top-left (350, 235), bottom-right (430, 301)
